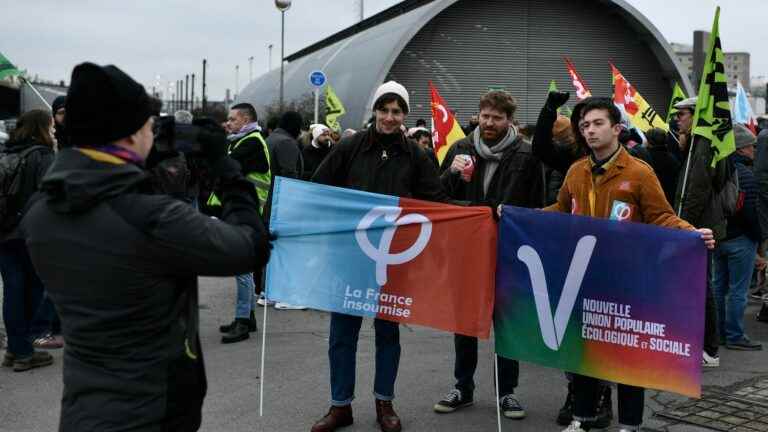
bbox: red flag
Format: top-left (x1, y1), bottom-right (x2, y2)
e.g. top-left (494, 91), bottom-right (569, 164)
top-left (564, 57), bottom-right (592, 100)
top-left (429, 81), bottom-right (466, 164)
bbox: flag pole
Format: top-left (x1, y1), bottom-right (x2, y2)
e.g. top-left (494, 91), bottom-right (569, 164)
top-left (20, 77), bottom-right (52, 110)
top-left (259, 287), bottom-right (269, 417)
top-left (493, 354), bottom-right (502, 432)
top-left (676, 135), bottom-right (696, 216)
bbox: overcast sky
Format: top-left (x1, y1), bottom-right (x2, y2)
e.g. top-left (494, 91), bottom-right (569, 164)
top-left (3, 0), bottom-right (766, 101)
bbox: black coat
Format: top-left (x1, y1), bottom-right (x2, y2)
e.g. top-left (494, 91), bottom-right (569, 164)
top-left (267, 128), bottom-right (303, 179)
top-left (21, 148), bottom-right (270, 432)
top-left (301, 143), bottom-right (331, 180)
top-left (312, 126), bottom-right (452, 203)
top-left (0, 138), bottom-right (55, 239)
top-left (647, 145), bottom-right (681, 206)
top-left (726, 153), bottom-right (761, 242)
top-left (439, 135), bottom-right (544, 209)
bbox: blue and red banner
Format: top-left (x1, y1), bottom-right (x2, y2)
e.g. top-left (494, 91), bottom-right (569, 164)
top-left (495, 206), bottom-right (707, 397)
top-left (266, 177), bottom-right (497, 338)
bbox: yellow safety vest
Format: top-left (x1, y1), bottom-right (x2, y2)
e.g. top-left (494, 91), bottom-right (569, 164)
top-left (207, 131), bottom-right (271, 214)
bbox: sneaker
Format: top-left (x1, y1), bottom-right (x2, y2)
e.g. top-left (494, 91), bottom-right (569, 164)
top-left (750, 290), bottom-right (765, 300)
top-left (562, 420), bottom-right (588, 432)
top-left (256, 294), bottom-right (275, 307)
top-left (13, 351), bottom-right (53, 372)
top-left (1, 352), bottom-right (14, 367)
top-left (274, 302), bottom-right (307, 310)
top-left (499, 393), bottom-right (526, 419)
top-left (33, 333), bottom-right (64, 349)
top-left (702, 351), bottom-right (720, 367)
top-left (434, 388), bottom-right (473, 413)
top-left (221, 319), bottom-right (251, 344)
top-left (594, 384), bottom-right (613, 428)
top-left (725, 337), bottom-right (763, 351)
top-left (556, 382), bottom-right (574, 425)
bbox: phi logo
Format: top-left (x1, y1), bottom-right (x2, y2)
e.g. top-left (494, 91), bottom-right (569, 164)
top-left (355, 206), bottom-right (432, 286)
top-left (517, 236), bottom-right (597, 351)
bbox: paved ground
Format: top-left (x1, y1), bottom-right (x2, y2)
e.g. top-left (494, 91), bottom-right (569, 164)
top-left (1, 276), bottom-right (767, 432)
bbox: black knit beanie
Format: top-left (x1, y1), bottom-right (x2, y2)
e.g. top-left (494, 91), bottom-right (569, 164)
top-left (278, 111), bottom-right (303, 139)
top-left (65, 62), bottom-right (153, 146)
top-left (52, 96), bottom-right (66, 113)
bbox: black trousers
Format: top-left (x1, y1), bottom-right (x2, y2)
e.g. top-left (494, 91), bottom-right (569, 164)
top-left (573, 374), bottom-right (643, 427)
top-left (704, 251), bottom-right (720, 356)
top-left (454, 334), bottom-right (518, 397)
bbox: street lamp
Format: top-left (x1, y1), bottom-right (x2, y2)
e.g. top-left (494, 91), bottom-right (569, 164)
top-left (275, 0), bottom-right (291, 112)
top-left (249, 56), bottom-right (254, 83)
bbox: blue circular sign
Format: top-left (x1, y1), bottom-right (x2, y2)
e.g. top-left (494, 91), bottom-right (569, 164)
top-left (309, 70), bottom-right (326, 87)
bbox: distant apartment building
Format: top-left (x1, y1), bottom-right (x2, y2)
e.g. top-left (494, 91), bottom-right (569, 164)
top-left (672, 30), bottom-right (750, 90)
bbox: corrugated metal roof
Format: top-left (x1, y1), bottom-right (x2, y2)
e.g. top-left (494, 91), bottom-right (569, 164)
top-left (239, 0), bottom-right (692, 130)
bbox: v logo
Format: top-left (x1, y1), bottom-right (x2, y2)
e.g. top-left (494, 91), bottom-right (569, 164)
top-left (517, 236), bottom-right (597, 351)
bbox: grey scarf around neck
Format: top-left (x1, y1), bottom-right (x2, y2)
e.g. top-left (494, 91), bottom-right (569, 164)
top-left (473, 126), bottom-right (518, 196)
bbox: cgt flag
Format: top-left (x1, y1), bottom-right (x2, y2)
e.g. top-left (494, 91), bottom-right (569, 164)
top-left (266, 177), bottom-right (497, 338)
top-left (692, 7), bottom-right (735, 168)
top-left (666, 82), bottom-right (687, 123)
top-left (495, 206), bottom-right (706, 397)
top-left (611, 63), bottom-right (668, 132)
top-left (429, 81), bottom-right (466, 164)
top-left (325, 84), bottom-right (346, 132)
top-left (564, 57), bottom-right (592, 101)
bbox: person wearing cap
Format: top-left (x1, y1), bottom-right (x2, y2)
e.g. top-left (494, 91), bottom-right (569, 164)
top-left (548, 98), bottom-right (715, 432)
top-left (434, 90), bottom-right (542, 420)
top-left (310, 81), bottom-right (452, 432)
top-left (712, 124), bottom-right (763, 350)
top-left (302, 123), bottom-right (332, 180)
top-left (671, 95), bottom-right (731, 368)
top-left (20, 62), bottom-right (271, 432)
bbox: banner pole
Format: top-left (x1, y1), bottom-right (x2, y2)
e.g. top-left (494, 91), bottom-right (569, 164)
top-left (21, 77), bottom-right (52, 110)
top-left (259, 289), bottom-right (269, 417)
top-left (676, 135), bottom-right (696, 216)
top-left (494, 354), bottom-right (502, 432)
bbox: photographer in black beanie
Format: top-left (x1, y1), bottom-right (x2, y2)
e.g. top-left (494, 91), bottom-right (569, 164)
top-left (21, 62), bottom-right (271, 432)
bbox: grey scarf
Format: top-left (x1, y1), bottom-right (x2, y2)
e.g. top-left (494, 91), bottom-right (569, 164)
top-left (473, 126), bottom-right (518, 196)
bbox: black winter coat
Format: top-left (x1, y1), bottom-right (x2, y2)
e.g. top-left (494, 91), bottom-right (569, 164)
top-left (302, 143), bottom-right (331, 180)
top-left (439, 135), bottom-right (544, 209)
top-left (726, 153), bottom-right (761, 242)
top-left (647, 145), bottom-right (681, 206)
top-left (267, 128), bottom-right (304, 179)
top-left (312, 126), bottom-right (452, 203)
top-left (673, 135), bottom-right (730, 239)
top-left (0, 138), bottom-right (55, 239)
top-left (21, 148), bottom-right (270, 432)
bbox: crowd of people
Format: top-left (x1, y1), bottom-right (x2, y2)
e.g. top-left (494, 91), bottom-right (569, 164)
top-left (0, 60), bottom-right (766, 432)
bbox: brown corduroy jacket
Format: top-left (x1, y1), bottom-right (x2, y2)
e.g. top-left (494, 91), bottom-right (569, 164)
top-left (545, 146), bottom-right (695, 231)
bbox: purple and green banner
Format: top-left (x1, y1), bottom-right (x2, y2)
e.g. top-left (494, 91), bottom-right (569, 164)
top-left (495, 206), bottom-right (707, 397)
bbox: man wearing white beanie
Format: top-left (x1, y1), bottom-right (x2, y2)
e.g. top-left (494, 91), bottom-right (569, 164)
top-left (309, 81), bottom-right (453, 432)
top-left (302, 124), bottom-right (333, 180)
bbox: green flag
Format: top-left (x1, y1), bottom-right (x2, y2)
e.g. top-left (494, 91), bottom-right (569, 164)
top-left (692, 7), bottom-right (735, 168)
top-left (324, 84), bottom-right (346, 132)
top-left (665, 82), bottom-right (687, 123)
top-left (547, 80), bottom-right (571, 117)
top-left (0, 52), bottom-right (22, 80)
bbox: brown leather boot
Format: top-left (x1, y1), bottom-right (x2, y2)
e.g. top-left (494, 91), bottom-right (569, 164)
top-left (310, 405), bottom-right (353, 432)
top-left (375, 399), bottom-right (402, 432)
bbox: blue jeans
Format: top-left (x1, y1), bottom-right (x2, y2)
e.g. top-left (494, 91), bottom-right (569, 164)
top-left (329, 313), bottom-right (400, 406)
top-left (235, 273), bottom-right (256, 319)
top-left (713, 235), bottom-right (758, 343)
top-left (0, 239), bottom-right (45, 356)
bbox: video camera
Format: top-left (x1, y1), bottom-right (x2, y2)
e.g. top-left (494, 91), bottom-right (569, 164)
top-left (152, 115), bottom-right (226, 155)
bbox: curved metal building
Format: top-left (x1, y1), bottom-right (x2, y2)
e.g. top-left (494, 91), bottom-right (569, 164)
top-left (239, 0), bottom-right (691, 129)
